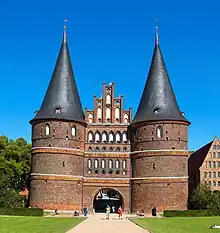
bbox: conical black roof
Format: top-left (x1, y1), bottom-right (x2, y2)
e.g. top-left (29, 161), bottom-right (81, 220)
top-left (30, 30), bottom-right (85, 124)
top-left (132, 30), bottom-right (189, 125)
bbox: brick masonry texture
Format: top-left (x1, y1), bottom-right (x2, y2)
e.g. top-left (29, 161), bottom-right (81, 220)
top-left (30, 82), bottom-right (191, 213)
top-left (131, 181), bottom-right (188, 212)
top-left (29, 179), bottom-right (83, 210)
top-left (130, 121), bottom-right (189, 212)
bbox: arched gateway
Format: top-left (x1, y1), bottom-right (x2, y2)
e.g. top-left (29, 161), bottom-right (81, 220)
top-left (93, 188), bottom-right (124, 213)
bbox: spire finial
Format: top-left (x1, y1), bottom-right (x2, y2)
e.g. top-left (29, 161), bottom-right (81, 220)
top-left (155, 19), bottom-right (159, 45)
top-left (63, 19), bottom-right (68, 43)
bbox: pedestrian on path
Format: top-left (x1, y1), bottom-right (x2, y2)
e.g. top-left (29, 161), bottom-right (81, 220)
top-left (112, 205), bottom-right (115, 213)
top-left (118, 206), bottom-right (123, 220)
top-left (83, 205), bottom-right (88, 217)
top-left (106, 205), bottom-right (110, 220)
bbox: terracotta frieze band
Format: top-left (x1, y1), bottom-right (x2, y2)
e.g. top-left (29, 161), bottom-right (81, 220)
top-left (84, 152), bottom-right (130, 158)
top-left (32, 147), bottom-right (84, 156)
top-left (132, 150), bottom-right (189, 158)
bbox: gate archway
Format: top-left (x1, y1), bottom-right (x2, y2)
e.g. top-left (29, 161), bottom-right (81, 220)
top-left (93, 188), bottom-right (123, 213)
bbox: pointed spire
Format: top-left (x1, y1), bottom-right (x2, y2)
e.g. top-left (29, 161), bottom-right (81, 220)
top-left (30, 25), bottom-right (85, 124)
top-left (155, 25), bottom-right (159, 45)
top-left (131, 29), bottom-right (189, 125)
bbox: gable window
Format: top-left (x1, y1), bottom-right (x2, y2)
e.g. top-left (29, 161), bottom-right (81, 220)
top-left (106, 94), bottom-right (111, 104)
top-left (106, 108), bottom-right (111, 121)
top-left (156, 126), bottom-right (163, 138)
top-left (45, 124), bottom-right (50, 136)
top-left (218, 162), bottom-right (220, 168)
top-left (204, 172), bottom-right (207, 178)
top-left (88, 113), bottom-right (93, 123)
top-left (95, 132), bottom-right (100, 143)
top-left (116, 132), bottom-right (121, 143)
top-left (218, 172), bottom-right (220, 178)
top-left (115, 108), bottom-right (120, 121)
top-left (88, 132), bottom-right (93, 142)
top-left (71, 126), bottom-right (76, 136)
top-left (122, 132), bottom-right (127, 143)
top-left (102, 132), bottom-right (107, 143)
top-left (218, 181), bottom-right (220, 186)
top-left (213, 181), bottom-right (216, 186)
top-left (213, 152), bottom-right (216, 158)
top-left (124, 114), bottom-right (128, 123)
top-left (97, 108), bottom-right (102, 121)
top-left (218, 152), bottom-right (220, 159)
top-left (209, 172), bottom-right (212, 178)
top-left (213, 172), bottom-right (216, 178)
top-left (208, 161), bottom-right (211, 168)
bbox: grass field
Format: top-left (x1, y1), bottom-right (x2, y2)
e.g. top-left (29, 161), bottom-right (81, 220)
top-left (0, 216), bottom-right (84, 233)
top-left (131, 217), bottom-right (220, 233)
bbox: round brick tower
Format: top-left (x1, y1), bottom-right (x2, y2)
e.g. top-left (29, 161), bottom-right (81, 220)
top-left (29, 26), bottom-right (86, 210)
top-left (129, 28), bottom-right (190, 212)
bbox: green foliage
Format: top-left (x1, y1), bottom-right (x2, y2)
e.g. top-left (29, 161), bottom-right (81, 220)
top-left (189, 183), bottom-right (213, 210)
top-left (163, 210), bottom-right (215, 217)
top-left (0, 208), bottom-right (43, 216)
top-left (0, 136), bottom-right (31, 190)
top-left (0, 136), bottom-right (31, 208)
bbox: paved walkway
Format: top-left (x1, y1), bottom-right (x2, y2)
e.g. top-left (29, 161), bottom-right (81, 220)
top-left (66, 214), bottom-right (150, 233)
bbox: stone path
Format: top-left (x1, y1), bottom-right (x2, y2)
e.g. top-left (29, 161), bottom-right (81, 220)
top-left (66, 214), bottom-right (150, 233)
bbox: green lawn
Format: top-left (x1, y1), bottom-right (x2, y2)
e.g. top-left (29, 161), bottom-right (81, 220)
top-left (131, 217), bottom-right (220, 233)
top-left (0, 216), bottom-right (84, 233)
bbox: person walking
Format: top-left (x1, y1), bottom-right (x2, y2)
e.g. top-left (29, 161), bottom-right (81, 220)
top-left (106, 205), bottom-right (110, 220)
top-left (112, 205), bottom-right (115, 213)
top-left (118, 206), bottom-right (123, 220)
top-left (83, 205), bottom-right (88, 217)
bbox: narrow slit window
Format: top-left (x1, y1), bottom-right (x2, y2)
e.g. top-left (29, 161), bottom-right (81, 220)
top-left (45, 124), bottom-right (50, 136)
top-left (72, 126), bottom-right (76, 136)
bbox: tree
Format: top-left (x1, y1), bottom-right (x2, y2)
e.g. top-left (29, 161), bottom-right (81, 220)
top-left (0, 136), bottom-right (31, 190)
top-left (189, 183), bottom-right (213, 210)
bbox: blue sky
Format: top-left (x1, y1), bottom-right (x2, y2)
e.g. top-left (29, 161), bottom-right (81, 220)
top-left (0, 0), bottom-right (219, 150)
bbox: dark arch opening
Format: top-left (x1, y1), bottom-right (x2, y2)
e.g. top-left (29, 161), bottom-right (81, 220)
top-left (93, 188), bottom-right (123, 213)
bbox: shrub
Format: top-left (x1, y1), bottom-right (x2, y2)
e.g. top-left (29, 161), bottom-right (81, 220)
top-left (163, 210), bottom-right (217, 217)
top-left (0, 208), bottom-right (43, 216)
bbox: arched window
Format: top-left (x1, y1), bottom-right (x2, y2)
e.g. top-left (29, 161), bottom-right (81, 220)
top-left (101, 160), bottom-right (105, 169)
top-left (88, 146), bottom-right (92, 151)
top-left (108, 160), bottom-right (113, 169)
top-left (116, 147), bottom-right (120, 152)
top-left (95, 147), bottom-right (99, 151)
top-left (115, 160), bottom-right (120, 169)
top-left (106, 108), bottom-right (111, 121)
top-left (94, 160), bottom-right (98, 168)
top-left (213, 161), bottom-right (216, 168)
top-left (102, 147), bottom-right (106, 152)
top-left (204, 172), bottom-right (207, 178)
top-left (109, 147), bottom-right (113, 152)
top-left (123, 147), bottom-right (127, 152)
top-left (156, 126), bottom-right (162, 138)
top-left (209, 172), bottom-right (212, 178)
top-left (88, 159), bottom-right (92, 168)
top-left (95, 132), bottom-right (100, 143)
top-left (72, 126), bottom-right (76, 136)
top-left (109, 132), bottom-right (114, 143)
top-left (88, 132), bottom-right (93, 142)
top-left (214, 181), bottom-right (216, 186)
top-left (208, 181), bottom-right (211, 186)
top-left (102, 132), bottom-right (107, 143)
top-left (218, 181), bottom-right (220, 186)
top-left (88, 113), bottom-right (93, 123)
top-left (106, 94), bottom-right (111, 104)
top-left (97, 108), bottom-right (102, 121)
top-left (122, 132), bottom-right (127, 143)
top-left (115, 108), bottom-right (120, 121)
top-left (45, 124), bottom-right (50, 135)
top-left (122, 160), bottom-right (126, 169)
top-left (208, 161), bottom-right (211, 168)
top-left (116, 132), bottom-right (121, 143)
top-left (124, 114), bottom-right (128, 123)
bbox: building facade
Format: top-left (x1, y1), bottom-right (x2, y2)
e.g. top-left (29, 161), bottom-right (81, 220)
top-left (29, 27), bottom-right (190, 213)
top-left (189, 137), bottom-right (220, 193)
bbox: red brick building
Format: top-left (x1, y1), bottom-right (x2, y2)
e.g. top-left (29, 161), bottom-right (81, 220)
top-left (29, 26), bottom-right (190, 213)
